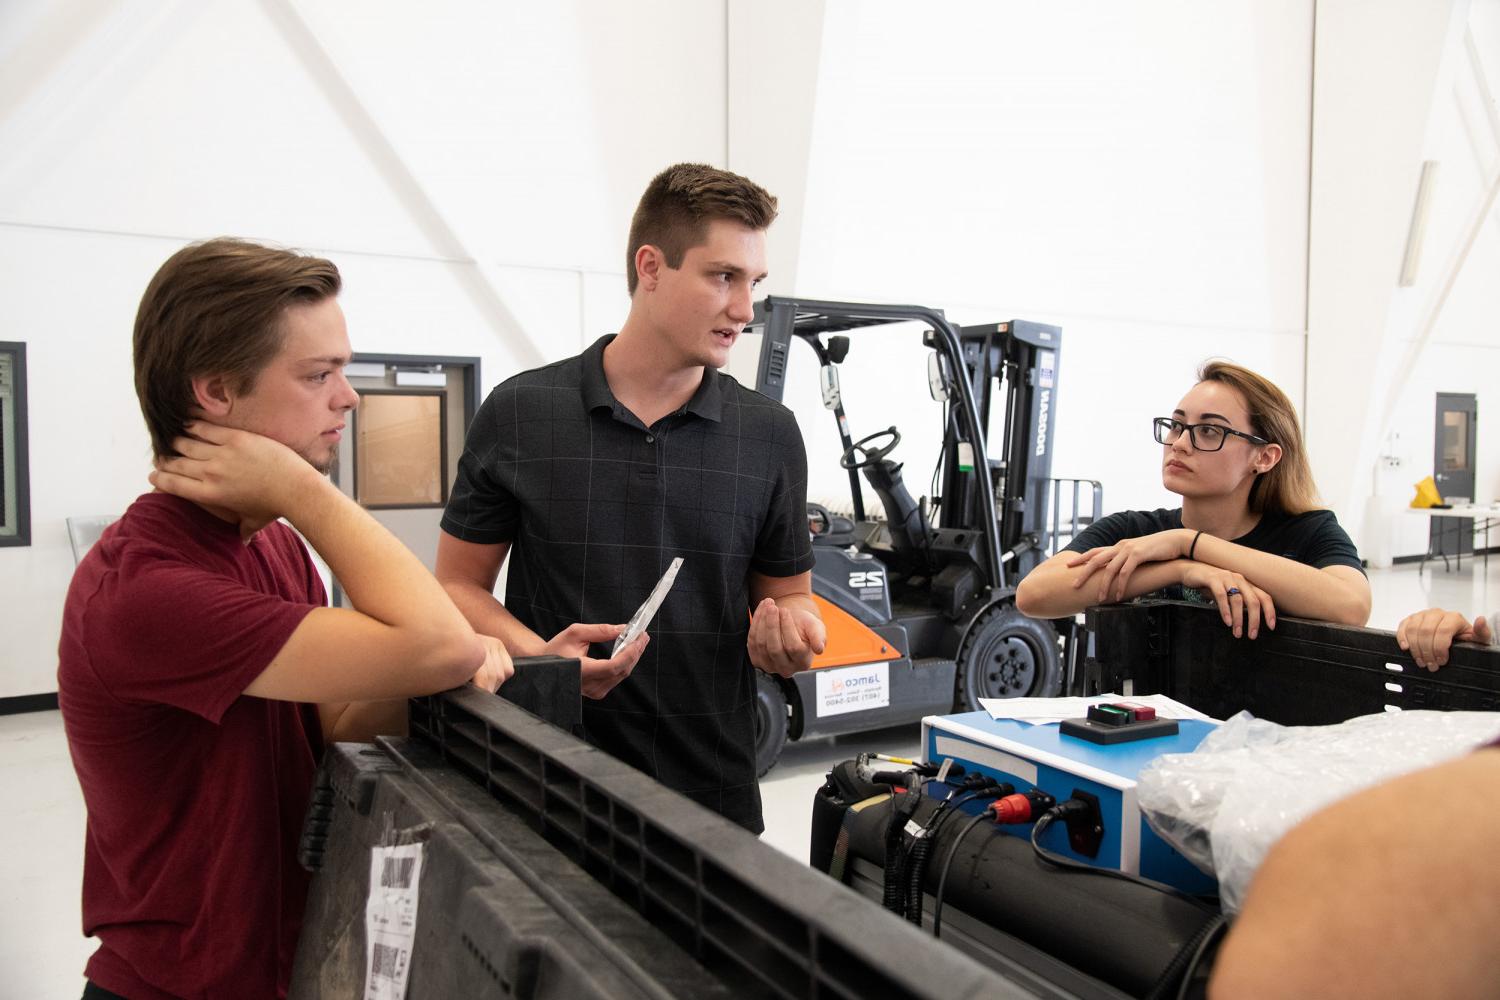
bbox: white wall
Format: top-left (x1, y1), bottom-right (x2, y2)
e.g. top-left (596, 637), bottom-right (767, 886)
top-left (726, 0), bottom-right (827, 299)
top-left (728, 0), bottom-right (1499, 562)
top-left (0, 0), bottom-right (723, 698)
top-left (5, 2), bottom-right (1498, 697)
top-left (1305, 0), bottom-right (1500, 564)
top-left (1369, 0), bottom-right (1500, 559)
top-left (730, 0), bottom-right (1315, 522)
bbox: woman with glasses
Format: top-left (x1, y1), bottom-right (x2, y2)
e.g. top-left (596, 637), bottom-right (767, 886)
top-left (1016, 361), bottom-right (1371, 635)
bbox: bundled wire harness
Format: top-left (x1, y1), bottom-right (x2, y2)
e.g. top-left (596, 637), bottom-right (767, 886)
top-left (931, 790), bottom-right (1054, 938)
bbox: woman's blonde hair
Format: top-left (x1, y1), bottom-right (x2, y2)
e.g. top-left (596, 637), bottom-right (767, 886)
top-left (1197, 361), bottom-right (1321, 515)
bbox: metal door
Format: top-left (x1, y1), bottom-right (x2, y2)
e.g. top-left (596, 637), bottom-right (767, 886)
top-left (329, 354), bottom-right (479, 605)
top-left (1431, 392), bottom-right (1477, 558)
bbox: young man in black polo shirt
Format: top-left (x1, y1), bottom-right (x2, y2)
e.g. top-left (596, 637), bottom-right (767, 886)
top-left (436, 163), bottom-right (825, 832)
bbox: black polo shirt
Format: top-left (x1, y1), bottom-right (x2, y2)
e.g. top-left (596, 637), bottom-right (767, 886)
top-left (441, 334), bottom-right (814, 832)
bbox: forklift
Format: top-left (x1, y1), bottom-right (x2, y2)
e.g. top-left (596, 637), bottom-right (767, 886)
top-left (748, 297), bottom-right (1101, 774)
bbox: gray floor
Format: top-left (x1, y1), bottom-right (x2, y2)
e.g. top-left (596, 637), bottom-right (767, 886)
top-left (5, 559), bottom-right (1496, 998)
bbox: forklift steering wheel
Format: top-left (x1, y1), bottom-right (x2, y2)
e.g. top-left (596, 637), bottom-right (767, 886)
top-left (840, 427), bottom-right (901, 470)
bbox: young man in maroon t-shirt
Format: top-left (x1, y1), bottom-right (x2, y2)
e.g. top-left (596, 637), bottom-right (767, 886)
top-left (57, 239), bottom-right (516, 1000)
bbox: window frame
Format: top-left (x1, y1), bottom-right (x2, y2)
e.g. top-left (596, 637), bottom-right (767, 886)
top-left (350, 387), bottom-right (450, 510)
top-left (0, 342), bottom-right (31, 548)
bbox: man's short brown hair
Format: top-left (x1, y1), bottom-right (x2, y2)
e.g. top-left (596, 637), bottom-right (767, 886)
top-left (134, 238), bottom-right (341, 458)
top-left (625, 163), bottom-right (778, 295)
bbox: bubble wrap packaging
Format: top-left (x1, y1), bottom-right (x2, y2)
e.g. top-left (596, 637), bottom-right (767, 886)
top-left (1136, 710), bottom-right (1500, 912)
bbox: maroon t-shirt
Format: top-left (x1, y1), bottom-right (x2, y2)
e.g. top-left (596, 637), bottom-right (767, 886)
top-left (58, 493), bottom-right (325, 1000)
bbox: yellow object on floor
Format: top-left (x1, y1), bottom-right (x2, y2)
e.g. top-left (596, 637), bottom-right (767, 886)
top-left (1411, 475), bottom-right (1444, 508)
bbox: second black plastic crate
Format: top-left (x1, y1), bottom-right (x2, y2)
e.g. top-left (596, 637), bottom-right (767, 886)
top-left (1084, 600), bottom-right (1500, 724)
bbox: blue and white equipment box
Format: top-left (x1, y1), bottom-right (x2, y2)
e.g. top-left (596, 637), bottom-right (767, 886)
top-left (922, 711), bottom-right (1217, 894)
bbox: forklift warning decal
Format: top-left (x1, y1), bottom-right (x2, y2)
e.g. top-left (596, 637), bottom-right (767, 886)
top-left (814, 662), bottom-right (891, 717)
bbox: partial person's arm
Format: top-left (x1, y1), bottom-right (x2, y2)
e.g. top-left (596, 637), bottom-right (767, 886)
top-left (318, 700), bottom-right (408, 744)
top-left (747, 571), bottom-right (826, 677)
top-left (1019, 548), bottom-right (1281, 638)
top-left (151, 423), bottom-right (511, 706)
top-left (1209, 749), bottom-right (1500, 999)
top-left (1397, 608), bottom-right (1494, 670)
top-left (1188, 532), bottom-right (1369, 625)
top-left (1017, 550), bottom-right (1190, 618)
top-left (435, 530), bottom-right (649, 699)
top-left (434, 534), bottom-right (548, 653)
top-left (1040, 527), bottom-right (1370, 626)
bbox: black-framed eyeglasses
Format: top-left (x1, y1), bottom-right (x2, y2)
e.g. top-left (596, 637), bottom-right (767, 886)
top-left (1153, 416), bottom-right (1269, 452)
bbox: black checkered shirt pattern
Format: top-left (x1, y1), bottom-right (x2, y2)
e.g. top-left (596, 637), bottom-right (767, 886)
top-left (441, 334), bottom-right (814, 832)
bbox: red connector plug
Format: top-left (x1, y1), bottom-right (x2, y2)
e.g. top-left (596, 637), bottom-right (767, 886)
top-left (990, 790), bottom-right (1056, 824)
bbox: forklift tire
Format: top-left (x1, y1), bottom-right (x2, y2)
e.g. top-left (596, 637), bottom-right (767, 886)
top-left (753, 672), bottom-right (789, 777)
top-left (954, 604), bottom-right (1062, 711)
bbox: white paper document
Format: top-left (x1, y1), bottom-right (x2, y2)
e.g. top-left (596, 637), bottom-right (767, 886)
top-left (977, 693), bottom-right (1221, 726)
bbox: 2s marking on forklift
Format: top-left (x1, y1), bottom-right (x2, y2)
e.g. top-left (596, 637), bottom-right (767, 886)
top-left (849, 569), bottom-right (885, 589)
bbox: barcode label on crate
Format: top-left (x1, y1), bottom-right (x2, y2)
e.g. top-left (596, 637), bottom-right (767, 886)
top-left (372, 943), bottom-right (404, 981)
top-left (381, 856), bottom-right (416, 888)
top-left (365, 840), bottom-right (423, 1000)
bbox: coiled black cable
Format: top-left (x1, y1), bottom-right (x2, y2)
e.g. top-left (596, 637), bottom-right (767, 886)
top-left (903, 782), bottom-right (1012, 928)
top-left (880, 774), bottom-right (924, 915)
top-left (880, 773), bottom-right (994, 921)
top-left (904, 836), bottom-right (932, 924)
top-left (1143, 912), bottom-right (1229, 1000)
top-left (882, 802), bottom-right (911, 914)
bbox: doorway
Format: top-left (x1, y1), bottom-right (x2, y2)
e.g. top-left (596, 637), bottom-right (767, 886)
top-left (329, 353), bottom-right (480, 605)
top-left (1431, 392), bottom-right (1477, 559)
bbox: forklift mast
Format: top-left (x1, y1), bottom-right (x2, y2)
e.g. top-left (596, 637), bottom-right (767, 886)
top-left (936, 320), bottom-right (1062, 580)
top-left (751, 296), bottom-right (1001, 588)
top-left (748, 296), bottom-right (1061, 591)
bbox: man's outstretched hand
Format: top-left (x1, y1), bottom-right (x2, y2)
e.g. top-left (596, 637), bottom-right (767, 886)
top-left (748, 598), bottom-right (826, 678)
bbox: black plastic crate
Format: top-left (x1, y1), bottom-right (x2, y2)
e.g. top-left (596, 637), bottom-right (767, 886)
top-left (410, 653), bottom-right (582, 735)
top-left (296, 687), bottom-right (1035, 999)
top-left (291, 740), bottom-right (729, 999)
top-left (1084, 600), bottom-right (1500, 724)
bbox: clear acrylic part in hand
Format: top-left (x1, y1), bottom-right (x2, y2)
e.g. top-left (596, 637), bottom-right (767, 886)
top-left (612, 557), bottom-right (683, 656)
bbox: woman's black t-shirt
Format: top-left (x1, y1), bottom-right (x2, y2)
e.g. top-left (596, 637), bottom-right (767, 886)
top-left (1062, 507), bottom-right (1365, 601)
